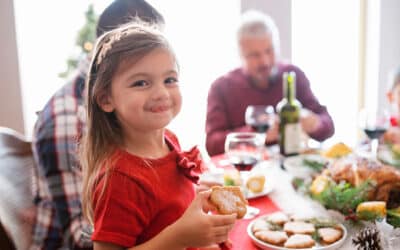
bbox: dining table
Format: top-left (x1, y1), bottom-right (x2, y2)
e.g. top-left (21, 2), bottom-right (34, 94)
top-left (207, 152), bottom-right (362, 250)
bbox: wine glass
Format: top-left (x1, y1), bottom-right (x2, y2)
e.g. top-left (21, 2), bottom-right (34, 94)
top-left (224, 132), bottom-right (264, 219)
top-left (245, 105), bottom-right (275, 140)
top-left (359, 107), bottom-right (390, 159)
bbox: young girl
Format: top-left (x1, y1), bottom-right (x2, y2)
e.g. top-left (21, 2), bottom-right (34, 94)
top-left (80, 22), bottom-right (236, 250)
top-left (384, 66), bottom-right (400, 144)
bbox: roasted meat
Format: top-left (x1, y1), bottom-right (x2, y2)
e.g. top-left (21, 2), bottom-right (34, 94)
top-left (325, 157), bottom-right (400, 208)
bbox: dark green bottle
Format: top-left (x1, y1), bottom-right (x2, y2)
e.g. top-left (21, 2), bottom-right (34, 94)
top-left (277, 71), bottom-right (302, 156)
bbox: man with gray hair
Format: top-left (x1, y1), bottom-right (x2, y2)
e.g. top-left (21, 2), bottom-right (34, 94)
top-left (205, 10), bottom-right (334, 156)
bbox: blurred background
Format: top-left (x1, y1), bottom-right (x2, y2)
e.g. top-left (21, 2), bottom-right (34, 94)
top-left (1, 0), bottom-right (400, 151)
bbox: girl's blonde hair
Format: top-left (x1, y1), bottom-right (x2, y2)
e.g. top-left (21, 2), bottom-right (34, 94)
top-left (80, 21), bottom-right (175, 225)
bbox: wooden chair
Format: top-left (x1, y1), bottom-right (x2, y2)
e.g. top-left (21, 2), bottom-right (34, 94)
top-left (0, 127), bottom-right (36, 250)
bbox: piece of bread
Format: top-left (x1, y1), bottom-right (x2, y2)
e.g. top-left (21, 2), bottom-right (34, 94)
top-left (246, 174), bottom-right (266, 193)
top-left (209, 186), bottom-right (248, 219)
top-left (284, 234), bottom-right (315, 248)
top-left (254, 230), bottom-right (288, 245)
top-left (283, 221), bottom-right (315, 235)
top-left (318, 227), bottom-right (343, 244)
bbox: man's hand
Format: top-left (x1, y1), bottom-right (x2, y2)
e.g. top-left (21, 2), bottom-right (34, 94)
top-left (300, 109), bottom-right (321, 134)
top-left (265, 115), bottom-right (279, 144)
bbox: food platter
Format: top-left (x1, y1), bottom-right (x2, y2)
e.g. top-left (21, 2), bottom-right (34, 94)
top-left (247, 213), bottom-right (347, 250)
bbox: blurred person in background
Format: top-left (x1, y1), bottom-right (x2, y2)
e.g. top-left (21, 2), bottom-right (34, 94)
top-left (30, 1), bottom-right (164, 249)
top-left (383, 66), bottom-right (400, 144)
top-left (205, 10), bottom-right (334, 156)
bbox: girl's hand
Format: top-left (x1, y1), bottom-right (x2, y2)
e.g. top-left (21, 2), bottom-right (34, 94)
top-left (195, 180), bottom-right (222, 193)
top-left (172, 190), bottom-right (237, 248)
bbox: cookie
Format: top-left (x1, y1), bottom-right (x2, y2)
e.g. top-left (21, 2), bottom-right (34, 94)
top-left (254, 230), bottom-right (288, 245)
top-left (266, 211), bottom-right (289, 225)
top-left (283, 221), bottom-right (315, 235)
top-left (252, 219), bottom-right (272, 233)
top-left (318, 227), bottom-right (343, 244)
top-left (209, 186), bottom-right (248, 219)
top-left (284, 234), bottom-right (315, 248)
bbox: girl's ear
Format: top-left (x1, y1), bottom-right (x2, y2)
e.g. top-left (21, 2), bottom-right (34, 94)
top-left (97, 92), bottom-right (114, 113)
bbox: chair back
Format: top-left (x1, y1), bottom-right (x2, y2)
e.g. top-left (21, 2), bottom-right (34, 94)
top-left (0, 127), bottom-right (36, 250)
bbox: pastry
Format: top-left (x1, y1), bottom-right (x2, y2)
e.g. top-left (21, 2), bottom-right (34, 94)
top-left (266, 211), bottom-right (289, 225)
top-left (246, 174), bottom-right (265, 193)
top-left (318, 227), bottom-right (343, 244)
top-left (254, 230), bottom-right (288, 245)
top-left (283, 221), bottom-right (315, 234)
top-left (209, 186), bottom-right (248, 219)
top-left (284, 234), bottom-right (315, 248)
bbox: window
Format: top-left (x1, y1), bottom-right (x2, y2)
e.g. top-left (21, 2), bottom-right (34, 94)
top-left (13, 0), bottom-right (110, 138)
top-left (291, 0), bottom-right (361, 147)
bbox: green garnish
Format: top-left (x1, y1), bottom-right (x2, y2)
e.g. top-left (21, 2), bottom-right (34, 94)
top-left (387, 209), bottom-right (400, 228)
top-left (312, 180), bottom-right (375, 215)
top-left (302, 158), bottom-right (327, 172)
top-left (306, 218), bottom-right (338, 228)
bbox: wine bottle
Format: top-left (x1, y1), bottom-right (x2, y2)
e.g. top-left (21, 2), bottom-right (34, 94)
top-left (277, 71), bottom-right (302, 156)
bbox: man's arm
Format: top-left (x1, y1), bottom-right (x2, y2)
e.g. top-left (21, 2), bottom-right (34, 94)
top-left (33, 91), bottom-right (92, 249)
top-left (295, 68), bottom-right (335, 141)
top-left (205, 80), bottom-right (250, 156)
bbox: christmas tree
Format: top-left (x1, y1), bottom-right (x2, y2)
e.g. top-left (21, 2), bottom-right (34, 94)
top-left (59, 4), bottom-right (98, 78)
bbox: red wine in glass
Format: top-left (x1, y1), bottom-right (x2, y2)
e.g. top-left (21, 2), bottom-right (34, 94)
top-left (363, 127), bottom-right (387, 140)
top-left (230, 155), bottom-right (259, 171)
top-left (249, 122), bottom-right (270, 133)
top-left (359, 108), bottom-right (390, 158)
top-left (245, 105), bottom-right (274, 134)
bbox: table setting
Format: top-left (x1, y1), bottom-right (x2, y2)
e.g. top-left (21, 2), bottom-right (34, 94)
top-left (200, 139), bottom-right (400, 250)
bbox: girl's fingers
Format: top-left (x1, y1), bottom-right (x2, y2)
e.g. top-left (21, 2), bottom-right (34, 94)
top-left (209, 213), bottom-right (237, 226)
top-left (212, 224), bottom-right (235, 237)
top-left (214, 234), bottom-right (230, 244)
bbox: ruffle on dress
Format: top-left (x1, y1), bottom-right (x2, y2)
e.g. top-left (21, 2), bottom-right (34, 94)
top-left (176, 146), bottom-right (205, 184)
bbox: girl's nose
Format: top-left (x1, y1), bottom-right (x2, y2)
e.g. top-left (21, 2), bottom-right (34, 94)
top-left (151, 83), bottom-right (169, 101)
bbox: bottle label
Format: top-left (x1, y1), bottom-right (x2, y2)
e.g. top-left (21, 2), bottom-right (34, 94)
top-left (284, 123), bottom-right (301, 154)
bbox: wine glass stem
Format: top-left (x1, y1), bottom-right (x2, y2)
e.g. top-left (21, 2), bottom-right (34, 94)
top-left (371, 138), bottom-right (378, 159)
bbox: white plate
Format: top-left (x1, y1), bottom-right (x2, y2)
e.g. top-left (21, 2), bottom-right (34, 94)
top-left (244, 181), bottom-right (274, 199)
top-left (378, 146), bottom-right (400, 168)
top-left (283, 154), bottom-right (328, 178)
top-left (247, 214), bottom-right (347, 250)
top-left (199, 171), bottom-right (273, 199)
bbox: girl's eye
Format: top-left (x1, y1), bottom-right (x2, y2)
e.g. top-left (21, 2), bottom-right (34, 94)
top-left (131, 80), bottom-right (148, 87)
top-left (165, 77), bottom-right (179, 85)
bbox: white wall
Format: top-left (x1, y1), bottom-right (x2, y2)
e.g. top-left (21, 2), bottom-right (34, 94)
top-left (0, 0), bottom-right (25, 134)
top-left (377, 0), bottom-right (400, 110)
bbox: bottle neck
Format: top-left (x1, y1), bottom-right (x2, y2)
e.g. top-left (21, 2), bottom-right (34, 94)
top-left (284, 71), bottom-right (296, 104)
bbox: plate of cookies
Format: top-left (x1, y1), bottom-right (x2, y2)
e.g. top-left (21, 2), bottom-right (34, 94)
top-left (247, 211), bottom-right (347, 250)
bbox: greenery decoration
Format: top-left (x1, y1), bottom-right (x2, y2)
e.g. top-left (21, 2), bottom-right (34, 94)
top-left (59, 4), bottom-right (97, 78)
